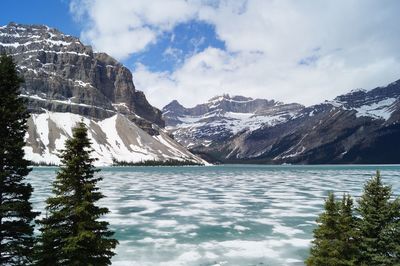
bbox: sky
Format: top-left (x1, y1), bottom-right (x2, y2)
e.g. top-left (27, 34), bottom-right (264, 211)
top-left (1, 0), bottom-right (400, 108)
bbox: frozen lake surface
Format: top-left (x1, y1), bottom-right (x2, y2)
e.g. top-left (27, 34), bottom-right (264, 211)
top-left (28, 165), bottom-right (400, 266)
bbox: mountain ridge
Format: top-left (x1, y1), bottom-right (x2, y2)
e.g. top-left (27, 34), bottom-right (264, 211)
top-left (0, 22), bottom-right (206, 165)
top-left (163, 94), bottom-right (304, 148)
top-left (163, 80), bottom-right (400, 164)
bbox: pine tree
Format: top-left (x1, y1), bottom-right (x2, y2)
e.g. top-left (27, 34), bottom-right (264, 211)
top-left (0, 54), bottom-right (37, 265)
top-left (337, 194), bottom-right (359, 265)
top-left (306, 193), bottom-right (360, 266)
top-left (306, 193), bottom-right (342, 266)
top-left (357, 171), bottom-right (400, 265)
top-left (36, 122), bottom-right (118, 265)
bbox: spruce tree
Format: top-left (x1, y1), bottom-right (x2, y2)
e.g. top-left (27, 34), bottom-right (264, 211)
top-left (36, 122), bottom-right (118, 265)
top-left (357, 171), bottom-right (400, 265)
top-left (337, 194), bottom-right (359, 265)
top-left (0, 54), bottom-right (37, 265)
top-left (306, 193), bottom-right (341, 266)
top-left (306, 193), bottom-right (360, 266)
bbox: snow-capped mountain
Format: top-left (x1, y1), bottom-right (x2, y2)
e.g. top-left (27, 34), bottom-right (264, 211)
top-left (163, 94), bottom-right (304, 148)
top-left (164, 80), bottom-right (400, 164)
top-left (0, 22), bottom-right (205, 165)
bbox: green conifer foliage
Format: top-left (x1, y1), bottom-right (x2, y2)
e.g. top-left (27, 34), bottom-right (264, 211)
top-left (0, 54), bottom-right (37, 265)
top-left (306, 193), bottom-right (360, 266)
top-left (307, 172), bottom-right (400, 265)
top-left (337, 194), bottom-right (359, 265)
top-left (357, 171), bottom-right (400, 265)
top-left (306, 193), bottom-right (341, 266)
top-left (36, 122), bottom-right (118, 265)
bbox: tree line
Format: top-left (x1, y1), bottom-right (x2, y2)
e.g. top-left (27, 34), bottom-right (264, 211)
top-left (306, 171), bottom-right (400, 265)
top-left (0, 54), bottom-right (118, 265)
top-left (112, 158), bottom-right (203, 166)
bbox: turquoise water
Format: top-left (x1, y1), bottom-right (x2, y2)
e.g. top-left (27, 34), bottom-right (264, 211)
top-left (28, 165), bottom-right (400, 266)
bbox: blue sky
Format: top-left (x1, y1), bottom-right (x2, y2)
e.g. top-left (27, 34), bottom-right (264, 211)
top-left (127, 21), bottom-right (225, 72)
top-left (0, 0), bottom-right (224, 73)
top-left (2, 0), bottom-right (400, 108)
top-left (0, 0), bottom-right (78, 36)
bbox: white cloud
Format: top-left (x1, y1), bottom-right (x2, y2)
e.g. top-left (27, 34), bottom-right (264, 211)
top-left (134, 47), bottom-right (400, 108)
top-left (70, 0), bottom-right (400, 108)
top-left (70, 0), bottom-right (200, 59)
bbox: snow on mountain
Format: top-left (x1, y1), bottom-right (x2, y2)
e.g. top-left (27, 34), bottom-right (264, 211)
top-left (199, 80), bottom-right (400, 164)
top-left (175, 111), bottom-right (293, 134)
top-left (25, 111), bottom-right (206, 166)
top-left (326, 80), bottom-right (400, 120)
top-left (163, 95), bottom-right (304, 148)
top-left (163, 79), bottom-right (400, 164)
top-left (0, 23), bottom-right (206, 165)
top-left (353, 98), bottom-right (397, 120)
top-left (326, 96), bottom-right (398, 121)
top-left (0, 22), bottom-right (164, 127)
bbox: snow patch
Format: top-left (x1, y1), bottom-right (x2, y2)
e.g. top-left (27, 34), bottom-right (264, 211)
top-left (354, 98), bottom-right (397, 120)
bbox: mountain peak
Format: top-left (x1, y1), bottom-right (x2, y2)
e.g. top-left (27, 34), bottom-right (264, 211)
top-left (162, 100), bottom-right (185, 116)
top-left (166, 99), bottom-right (183, 107)
top-left (208, 94), bottom-right (254, 103)
top-left (0, 22), bottom-right (164, 128)
top-left (2, 22), bottom-right (69, 38)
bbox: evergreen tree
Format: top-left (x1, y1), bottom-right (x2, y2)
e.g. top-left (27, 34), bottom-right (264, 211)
top-left (36, 122), bottom-right (118, 265)
top-left (337, 194), bottom-right (359, 265)
top-left (357, 171), bottom-right (400, 265)
top-left (306, 193), bottom-right (341, 266)
top-left (0, 54), bottom-right (37, 265)
top-left (306, 193), bottom-right (360, 266)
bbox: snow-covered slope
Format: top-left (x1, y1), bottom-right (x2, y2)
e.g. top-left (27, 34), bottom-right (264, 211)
top-left (327, 80), bottom-right (400, 121)
top-left (163, 95), bottom-right (304, 148)
top-left (25, 111), bottom-right (206, 166)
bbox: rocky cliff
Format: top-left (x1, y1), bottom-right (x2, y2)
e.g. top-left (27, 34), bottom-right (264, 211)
top-left (0, 22), bottom-right (163, 129)
top-left (0, 22), bottom-right (205, 165)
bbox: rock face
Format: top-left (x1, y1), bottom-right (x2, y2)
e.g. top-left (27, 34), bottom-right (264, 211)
top-left (0, 22), bottom-right (163, 129)
top-left (164, 81), bottom-right (400, 164)
top-left (0, 22), bottom-right (204, 165)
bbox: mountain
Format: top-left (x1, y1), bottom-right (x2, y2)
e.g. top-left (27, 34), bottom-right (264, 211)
top-left (163, 94), bottom-right (304, 148)
top-left (163, 81), bottom-right (400, 164)
top-left (0, 22), bottom-right (205, 165)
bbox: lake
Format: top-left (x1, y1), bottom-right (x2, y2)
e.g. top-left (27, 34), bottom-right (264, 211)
top-left (28, 165), bottom-right (400, 266)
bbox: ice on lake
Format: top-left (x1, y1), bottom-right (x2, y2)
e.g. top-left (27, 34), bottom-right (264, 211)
top-left (28, 165), bottom-right (400, 266)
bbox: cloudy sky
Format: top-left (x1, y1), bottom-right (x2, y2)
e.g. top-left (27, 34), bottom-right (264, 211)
top-left (2, 0), bottom-right (400, 108)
